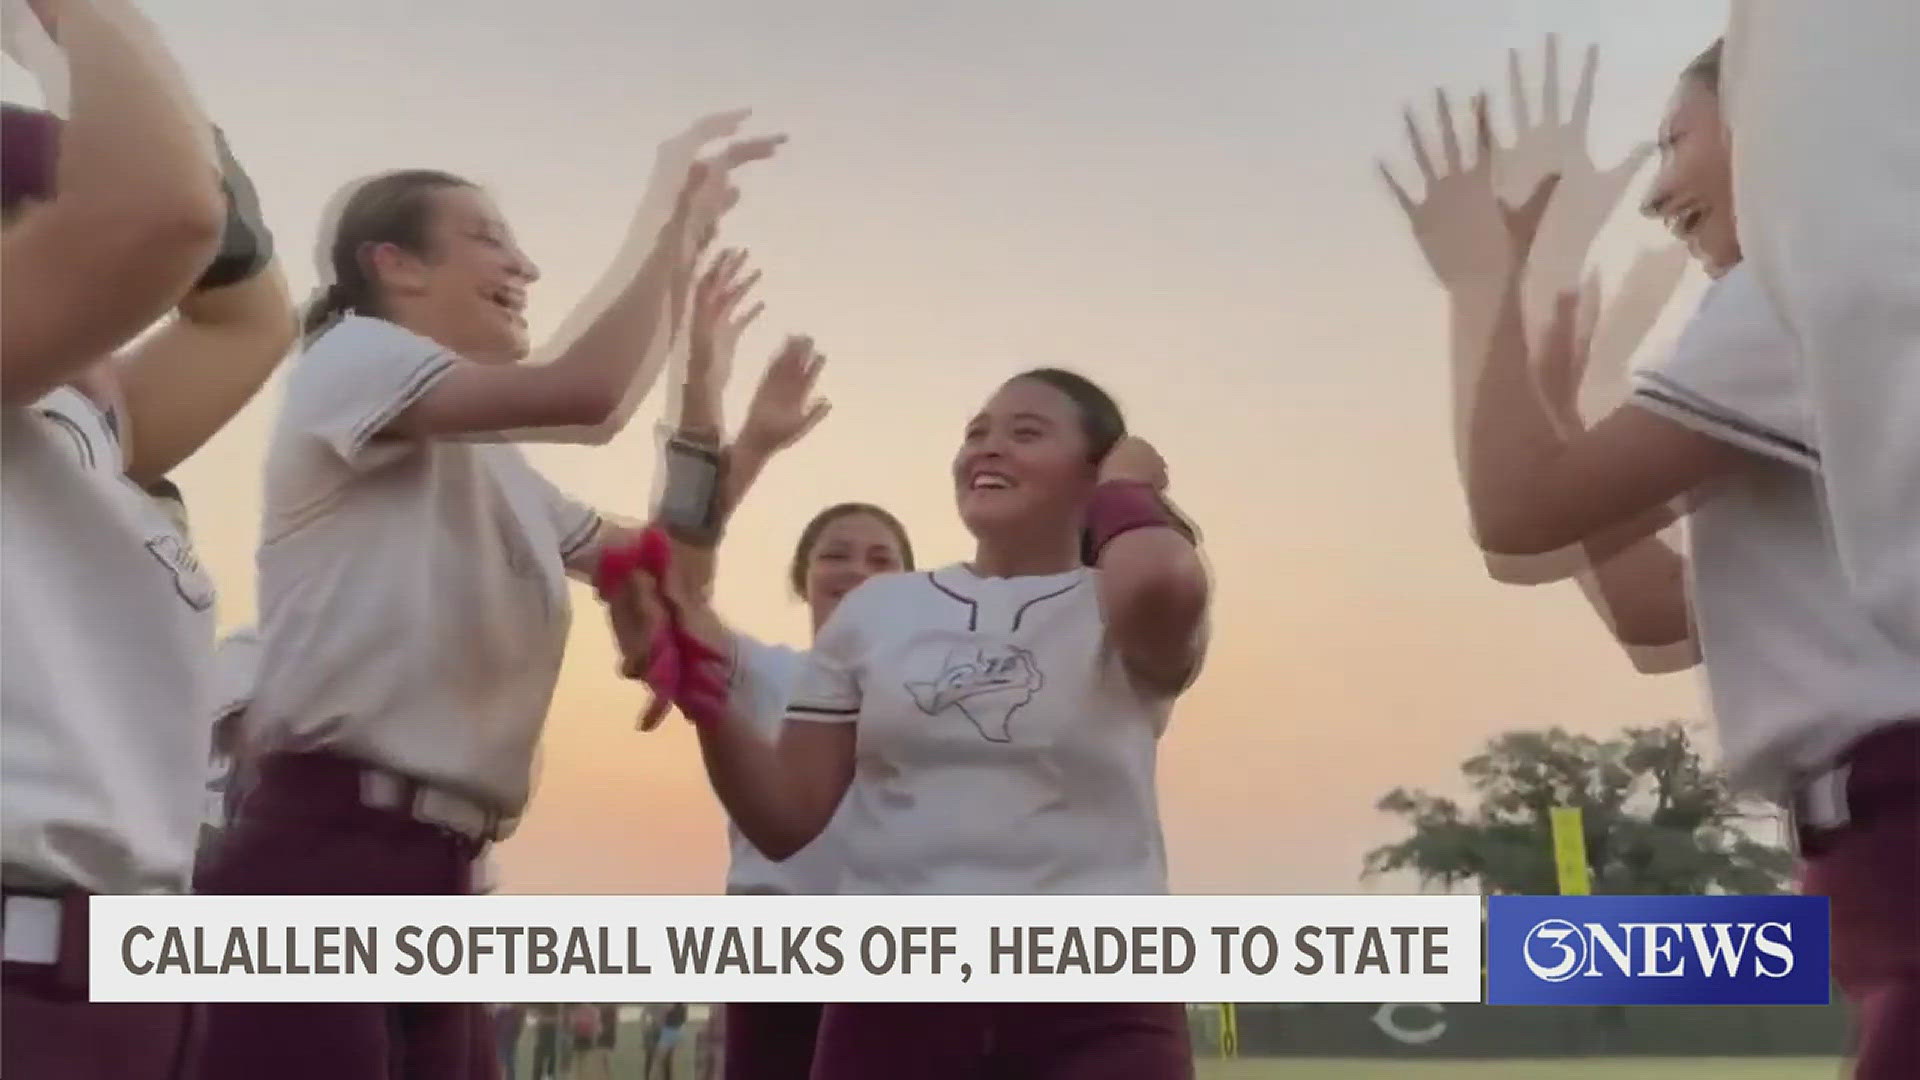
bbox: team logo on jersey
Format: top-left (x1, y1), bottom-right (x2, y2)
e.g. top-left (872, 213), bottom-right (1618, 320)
top-left (145, 534), bottom-right (216, 612)
top-left (906, 643), bottom-right (1044, 743)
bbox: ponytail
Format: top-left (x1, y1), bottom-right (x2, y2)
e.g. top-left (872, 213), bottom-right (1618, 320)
top-left (300, 281), bottom-right (354, 342)
top-left (304, 168), bottom-right (474, 345)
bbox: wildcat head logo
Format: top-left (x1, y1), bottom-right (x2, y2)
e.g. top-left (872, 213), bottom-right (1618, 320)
top-left (906, 644), bottom-right (1044, 743)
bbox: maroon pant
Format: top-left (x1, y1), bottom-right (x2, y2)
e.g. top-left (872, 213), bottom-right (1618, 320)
top-left (1797, 721), bottom-right (1920, 1080)
top-left (807, 1003), bottom-right (1190, 1080)
top-left (725, 1002), bottom-right (822, 1080)
top-left (2, 891), bottom-right (200, 1080)
top-left (190, 753), bottom-right (499, 1080)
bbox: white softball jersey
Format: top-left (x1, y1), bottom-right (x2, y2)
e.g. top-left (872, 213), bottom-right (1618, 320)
top-left (246, 316), bottom-right (605, 815)
top-left (784, 564), bottom-right (1175, 895)
top-left (723, 635), bottom-right (851, 896)
top-left (2, 387), bottom-right (217, 893)
top-left (1630, 262), bottom-right (1920, 800)
top-left (202, 628), bottom-right (262, 830)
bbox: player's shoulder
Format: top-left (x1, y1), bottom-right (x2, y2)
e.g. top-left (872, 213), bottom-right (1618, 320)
top-left (841, 568), bottom-right (930, 612)
top-left (1664, 262), bottom-right (1794, 373)
top-left (286, 315), bottom-right (453, 397)
top-left (732, 632), bottom-right (806, 680)
top-left (24, 383), bottom-right (123, 474)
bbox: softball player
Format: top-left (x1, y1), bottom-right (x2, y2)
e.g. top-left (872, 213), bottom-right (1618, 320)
top-left (707, 501), bottom-right (914, 1080)
top-left (1400, 60), bottom-right (1915, 1078)
top-left (2, 3), bottom-right (290, 1075)
top-left (191, 119), bottom-right (782, 1079)
top-left (1721, 1), bottom-right (1920, 654)
top-left (616, 367), bottom-right (1210, 1078)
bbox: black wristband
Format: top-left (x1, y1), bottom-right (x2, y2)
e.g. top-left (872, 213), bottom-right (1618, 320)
top-left (658, 436), bottom-right (726, 547)
top-left (194, 127), bottom-right (274, 292)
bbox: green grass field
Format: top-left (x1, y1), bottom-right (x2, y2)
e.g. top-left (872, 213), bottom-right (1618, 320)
top-left (521, 1040), bottom-right (1843, 1080)
top-left (513, 1017), bottom-right (1845, 1080)
top-left (1195, 1059), bottom-right (1843, 1080)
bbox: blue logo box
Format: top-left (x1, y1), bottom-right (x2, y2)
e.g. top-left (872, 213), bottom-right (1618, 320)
top-left (1487, 895), bottom-right (1830, 1005)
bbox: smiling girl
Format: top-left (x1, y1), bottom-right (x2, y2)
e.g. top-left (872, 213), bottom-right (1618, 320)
top-left (1409, 47), bottom-right (1917, 1080)
top-left (617, 366), bottom-right (1210, 1078)
top-left (191, 119), bottom-right (782, 1080)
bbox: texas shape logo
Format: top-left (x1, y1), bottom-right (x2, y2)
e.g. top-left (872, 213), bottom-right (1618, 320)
top-left (906, 643), bottom-right (1044, 743)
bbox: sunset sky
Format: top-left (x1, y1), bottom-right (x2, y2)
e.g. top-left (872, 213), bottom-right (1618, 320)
top-left (5, 0), bottom-right (1731, 894)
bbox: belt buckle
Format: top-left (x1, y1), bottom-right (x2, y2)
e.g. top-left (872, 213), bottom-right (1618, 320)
top-left (1788, 763), bottom-right (1852, 857)
top-left (1799, 764), bottom-right (1852, 831)
top-left (413, 787), bottom-right (488, 841)
top-left (2, 895), bottom-right (62, 965)
top-left (359, 769), bottom-right (409, 812)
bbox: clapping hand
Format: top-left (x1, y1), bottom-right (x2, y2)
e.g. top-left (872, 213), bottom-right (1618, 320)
top-left (737, 335), bottom-right (829, 458)
top-left (681, 247), bottom-right (763, 428)
top-left (1492, 36), bottom-right (1656, 344)
top-left (1098, 436), bottom-right (1169, 490)
top-left (1382, 90), bottom-right (1514, 293)
top-left (656, 110), bottom-right (786, 247)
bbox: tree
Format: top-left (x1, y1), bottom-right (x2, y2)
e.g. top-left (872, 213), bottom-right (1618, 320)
top-left (1363, 721), bottom-right (1795, 895)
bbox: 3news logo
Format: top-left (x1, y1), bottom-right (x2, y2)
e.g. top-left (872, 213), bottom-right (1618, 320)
top-left (1486, 896), bottom-right (1830, 1005)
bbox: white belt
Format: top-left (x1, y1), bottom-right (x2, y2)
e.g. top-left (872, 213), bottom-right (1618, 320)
top-left (1784, 761), bottom-right (1853, 856)
top-left (1, 895), bottom-right (63, 965)
top-left (356, 769), bottom-right (519, 843)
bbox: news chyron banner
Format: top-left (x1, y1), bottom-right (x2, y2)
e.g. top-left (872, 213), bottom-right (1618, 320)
top-left (87, 895), bottom-right (1482, 1004)
top-left (1486, 896), bottom-right (1832, 1006)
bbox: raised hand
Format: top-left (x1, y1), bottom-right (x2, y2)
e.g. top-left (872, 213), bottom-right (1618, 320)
top-left (684, 247), bottom-right (761, 419)
top-left (737, 335), bottom-right (829, 457)
top-left (1382, 90), bottom-right (1513, 292)
top-left (648, 111), bottom-right (786, 246)
top-left (4, 0), bottom-right (70, 113)
top-left (1492, 36), bottom-right (1656, 339)
top-left (1098, 435), bottom-right (1169, 489)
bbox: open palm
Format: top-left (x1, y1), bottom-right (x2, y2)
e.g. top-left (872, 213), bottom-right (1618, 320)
top-left (1491, 37), bottom-right (1656, 338)
top-left (1382, 90), bottom-right (1513, 291)
top-left (739, 336), bottom-right (829, 455)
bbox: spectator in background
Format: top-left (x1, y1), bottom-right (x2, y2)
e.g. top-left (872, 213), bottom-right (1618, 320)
top-left (655, 1003), bottom-right (688, 1080)
top-left (640, 1006), bottom-right (662, 1079)
top-left (695, 1004), bottom-right (723, 1080)
top-left (566, 1003), bottom-right (603, 1080)
top-left (494, 1004), bottom-right (526, 1080)
top-left (532, 1003), bottom-right (562, 1080)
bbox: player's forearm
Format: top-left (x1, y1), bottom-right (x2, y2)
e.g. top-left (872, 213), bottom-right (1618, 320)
top-left (114, 262), bottom-right (294, 484)
top-left (56, 1), bottom-right (217, 225)
top-left (1463, 276), bottom-right (1586, 556)
top-left (693, 718), bottom-right (836, 862)
top-left (527, 213), bottom-right (691, 438)
top-left (1444, 284), bottom-right (1508, 477)
top-left (717, 439), bottom-right (773, 522)
top-left (1573, 536), bottom-right (1699, 673)
top-left (0, 0), bottom-right (224, 405)
top-left (1098, 527), bottom-right (1208, 691)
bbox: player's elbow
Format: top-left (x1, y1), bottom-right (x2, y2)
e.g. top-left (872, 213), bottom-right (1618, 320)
top-left (1622, 636), bottom-right (1702, 675)
top-left (110, 187), bottom-right (227, 273)
top-left (751, 823), bottom-right (819, 864)
top-left (1473, 507), bottom-right (1576, 558)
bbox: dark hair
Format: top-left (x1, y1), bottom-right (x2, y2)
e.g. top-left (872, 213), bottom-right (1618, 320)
top-left (2, 104), bottom-right (61, 220)
top-left (1012, 367), bottom-right (1126, 463)
top-left (302, 169), bottom-right (475, 340)
top-left (1008, 367), bottom-right (1128, 564)
top-left (1684, 38), bottom-right (1724, 94)
top-left (145, 478), bottom-right (184, 504)
top-left (788, 503), bottom-right (915, 598)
